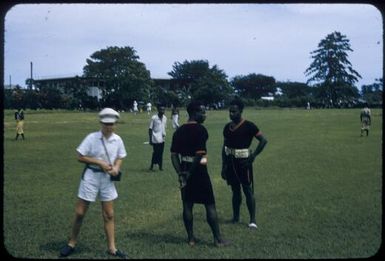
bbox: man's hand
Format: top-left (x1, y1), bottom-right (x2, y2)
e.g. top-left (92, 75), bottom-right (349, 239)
top-left (107, 165), bottom-right (120, 176)
top-left (100, 161), bottom-right (113, 173)
top-left (178, 171), bottom-right (189, 188)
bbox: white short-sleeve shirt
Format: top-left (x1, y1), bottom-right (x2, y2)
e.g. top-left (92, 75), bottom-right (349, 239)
top-left (76, 131), bottom-right (127, 202)
top-left (77, 131), bottom-right (127, 164)
top-left (149, 114), bottom-right (167, 144)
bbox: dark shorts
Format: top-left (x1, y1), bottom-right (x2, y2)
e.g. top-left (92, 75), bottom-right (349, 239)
top-left (224, 157), bottom-right (254, 186)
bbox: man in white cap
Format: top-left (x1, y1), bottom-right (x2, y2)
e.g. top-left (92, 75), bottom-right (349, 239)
top-left (60, 108), bottom-right (128, 259)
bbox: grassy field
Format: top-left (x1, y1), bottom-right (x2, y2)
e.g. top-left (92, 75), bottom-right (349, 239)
top-left (3, 107), bottom-right (382, 259)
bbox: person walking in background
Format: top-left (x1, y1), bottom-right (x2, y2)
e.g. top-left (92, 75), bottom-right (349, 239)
top-left (133, 100), bottom-right (138, 115)
top-left (15, 108), bottom-right (25, 140)
top-left (59, 108), bottom-right (128, 259)
top-left (170, 100), bottom-right (230, 247)
top-left (146, 102), bottom-right (152, 115)
top-left (171, 105), bottom-right (180, 130)
top-left (149, 103), bottom-right (167, 171)
top-left (221, 98), bottom-right (267, 229)
top-left (360, 102), bottom-right (371, 137)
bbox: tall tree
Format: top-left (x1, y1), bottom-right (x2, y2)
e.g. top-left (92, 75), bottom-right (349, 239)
top-left (168, 60), bottom-right (232, 105)
top-left (83, 46), bottom-right (153, 110)
top-left (305, 31), bottom-right (361, 106)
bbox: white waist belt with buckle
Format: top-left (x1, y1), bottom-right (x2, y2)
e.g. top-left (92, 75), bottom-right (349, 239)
top-left (181, 156), bottom-right (194, 162)
top-left (224, 146), bottom-right (250, 158)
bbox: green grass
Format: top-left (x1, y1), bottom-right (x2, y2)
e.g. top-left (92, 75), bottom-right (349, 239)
top-left (3, 108), bottom-right (382, 258)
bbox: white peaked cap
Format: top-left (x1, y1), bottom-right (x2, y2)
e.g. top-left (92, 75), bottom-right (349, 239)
top-left (99, 108), bottom-right (120, 123)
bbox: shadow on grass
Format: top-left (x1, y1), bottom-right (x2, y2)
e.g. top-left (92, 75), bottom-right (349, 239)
top-left (39, 240), bottom-right (92, 257)
top-left (124, 230), bottom-right (211, 246)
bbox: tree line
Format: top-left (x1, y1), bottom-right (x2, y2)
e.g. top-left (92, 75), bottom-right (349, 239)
top-left (4, 31), bottom-right (383, 110)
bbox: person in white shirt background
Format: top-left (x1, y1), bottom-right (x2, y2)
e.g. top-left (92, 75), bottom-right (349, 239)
top-left (148, 103), bottom-right (167, 171)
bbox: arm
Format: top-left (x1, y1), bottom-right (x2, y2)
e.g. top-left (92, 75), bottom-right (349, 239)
top-left (148, 128), bottom-right (153, 145)
top-left (171, 152), bottom-right (189, 188)
top-left (77, 153), bottom-right (112, 173)
top-left (171, 152), bottom-right (182, 174)
top-left (221, 145), bottom-right (228, 180)
top-left (251, 134), bottom-right (267, 160)
top-left (109, 158), bottom-right (123, 176)
top-left (241, 134), bottom-right (268, 167)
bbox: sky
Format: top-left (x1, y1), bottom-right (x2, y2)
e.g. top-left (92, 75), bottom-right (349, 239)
top-left (2, 3), bottom-right (383, 89)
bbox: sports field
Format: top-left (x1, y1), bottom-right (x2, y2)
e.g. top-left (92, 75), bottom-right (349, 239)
top-left (3, 108), bottom-right (382, 259)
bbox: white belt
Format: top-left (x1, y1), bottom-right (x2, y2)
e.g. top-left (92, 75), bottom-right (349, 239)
top-left (181, 156), bottom-right (194, 162)
top-left (224, 146), bottom-right (250, 158)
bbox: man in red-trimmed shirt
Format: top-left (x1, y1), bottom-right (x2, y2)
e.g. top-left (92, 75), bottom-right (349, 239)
top-left (171, 100), bottom-right (230, 247)
top-left (221, 98), bottom-right (267, 229)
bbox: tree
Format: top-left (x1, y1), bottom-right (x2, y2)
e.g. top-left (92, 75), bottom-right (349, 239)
top-left (83, 46), bottom-right (153, 110)
top-left (305, 31), bottom-right (361, 107)
top-left (231, 73), bottom-right (276, 101)
top-left (276, 81), bottom-right (310, 99)
top-left (361, 78), bottom-right (383, 107)
top-left (168, 60), bottom-right (232, 106)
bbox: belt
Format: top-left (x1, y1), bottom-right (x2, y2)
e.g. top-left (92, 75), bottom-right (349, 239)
top-left (87, 165), bottom-right (105, 172)
top-left (181, 156), bottom-right (194, 162)
top-left (224, 146), bottom-right (250, 158)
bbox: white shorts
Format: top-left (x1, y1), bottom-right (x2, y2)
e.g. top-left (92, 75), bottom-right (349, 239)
top-left (77, 169), bottom-right (118, 202)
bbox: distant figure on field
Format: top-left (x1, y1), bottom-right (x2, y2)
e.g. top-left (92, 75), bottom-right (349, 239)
top-left (171, 105), bottom-right (180, 129)
top-left (307, 102), bottom-right (311, 110)
top-left (146, 102), bottom-right (152, 115)
top-left (133, 100), bottom-right (138, 114)
top-left (149, 103), bottom-right (167, 171)
top-left (360, 103), bottom-right (371, 137)
top-left (15, 108), bottom-right (25, 140)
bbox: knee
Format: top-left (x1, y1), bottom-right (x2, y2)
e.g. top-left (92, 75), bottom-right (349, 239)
top-left (206, 205), bottom-right (218, 222)
top-left (102, 209), bottom-right (114, 222)
top-left (242, 185), bottom-right (254, 198)
top-left (74, 206), bottom-right (87, 220)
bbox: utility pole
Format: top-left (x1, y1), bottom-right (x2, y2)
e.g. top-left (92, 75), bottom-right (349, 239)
top-left (29, 61), bottom-right (33, 90)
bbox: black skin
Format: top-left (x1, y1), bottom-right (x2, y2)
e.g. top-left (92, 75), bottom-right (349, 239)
top-left (171, 105), bottom-right (206, 184)
top-left (221, 105), bottom-right (267, 178)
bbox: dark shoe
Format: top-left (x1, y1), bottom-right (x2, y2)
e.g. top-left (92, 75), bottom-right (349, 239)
top-left (214, 239), bottom-right (231, 247)
top-left (59, 244), bottom-right (75, 257)
top-left (108, 249), bottom-right (128, 259)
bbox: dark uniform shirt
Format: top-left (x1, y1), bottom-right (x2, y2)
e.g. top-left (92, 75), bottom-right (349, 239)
top-left (171, 122), bottom-right (215, 204)
top-left (223, 120), bottom-right (260, 149)
top-left (223, 119), bottom-right (261, 185)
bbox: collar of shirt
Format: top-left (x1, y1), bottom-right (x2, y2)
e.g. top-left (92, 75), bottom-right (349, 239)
top-left (99, 130), bottom-right (118, 143)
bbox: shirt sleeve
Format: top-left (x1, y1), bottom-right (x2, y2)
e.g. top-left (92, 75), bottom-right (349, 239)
top-left (195, 126), bottom-right (208, 154)
top-left (76, 133), bottom-right (92, 156)
top-left (149, 116), bottom-right (154, 129)
top-left (170, 130), bottom-right (180, 153)
top-left (249, 121), bottom-right (261, 137)
top-left (116, 137), bottom-right (127, 159)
